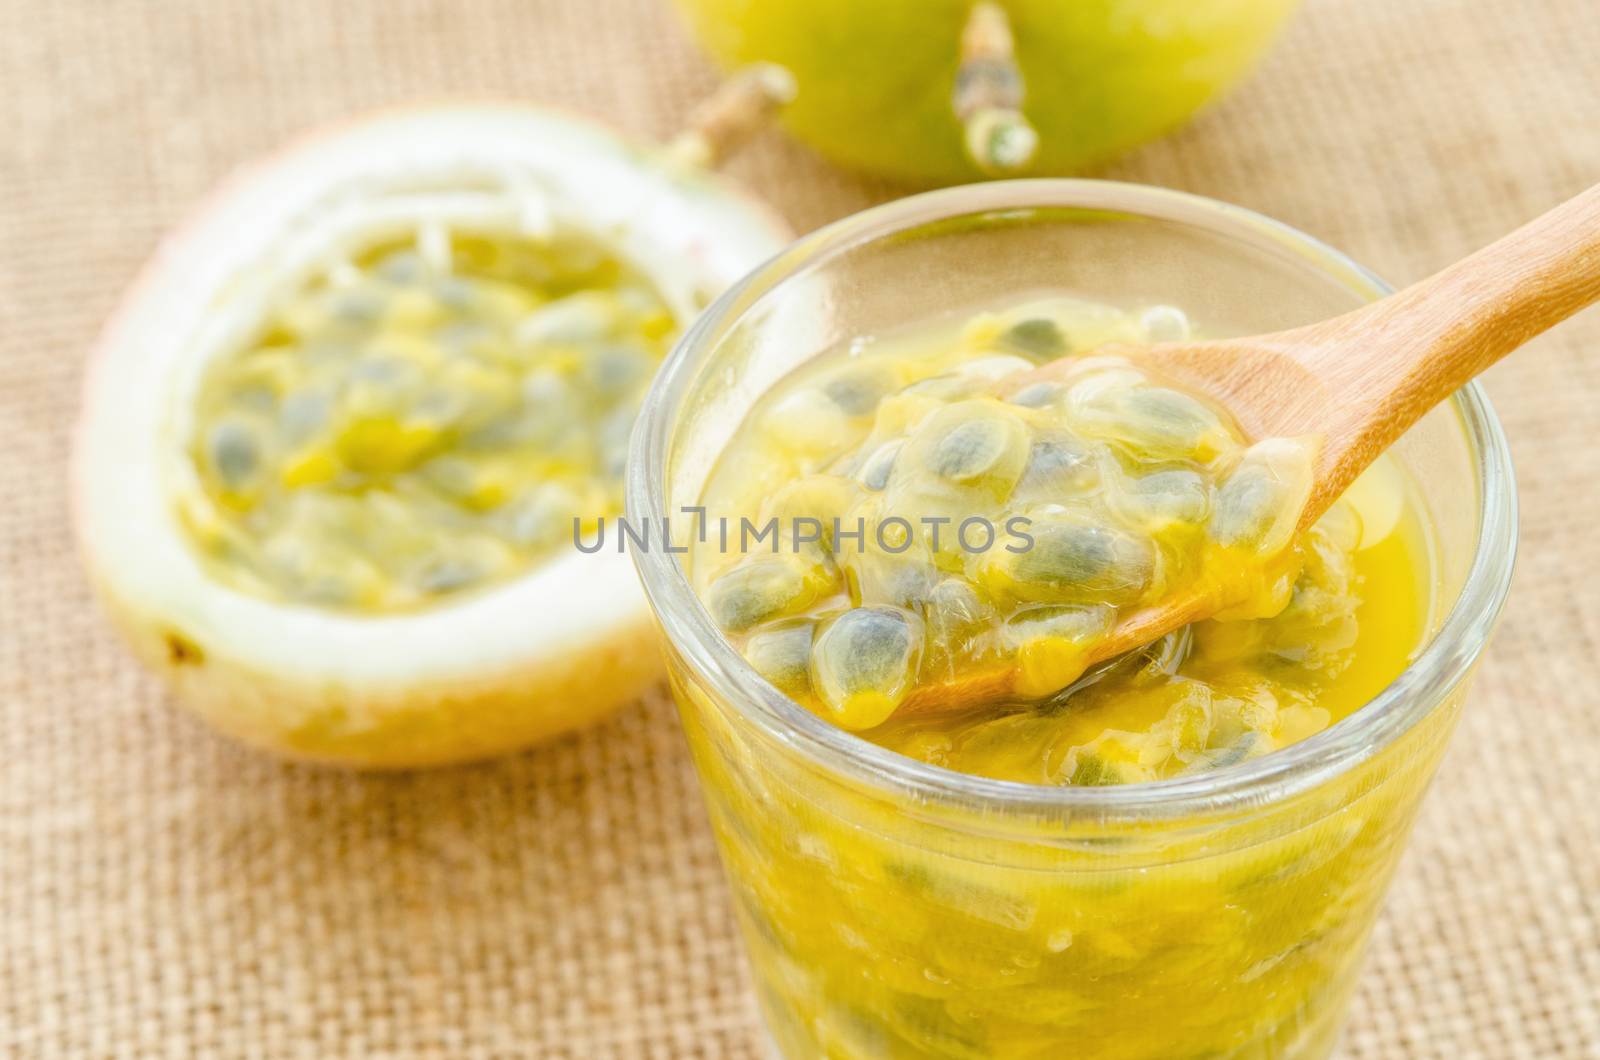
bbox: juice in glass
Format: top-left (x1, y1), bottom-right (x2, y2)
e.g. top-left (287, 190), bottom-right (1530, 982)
top-left (628, 183), bottom-right (1515, 1059)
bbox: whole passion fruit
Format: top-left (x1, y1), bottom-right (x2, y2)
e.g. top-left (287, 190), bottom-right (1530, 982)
top-left (674, 0), bottom-right (1299, 183)
top-left (74, 104), bottom-right (789, 768)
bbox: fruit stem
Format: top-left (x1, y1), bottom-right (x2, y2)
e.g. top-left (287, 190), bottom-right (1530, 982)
top-left (953, 2), bottom-right (1039, 174)
top-left (667, 63), bottom-right (797, 171)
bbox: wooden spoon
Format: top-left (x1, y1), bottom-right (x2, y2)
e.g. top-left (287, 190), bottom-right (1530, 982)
top-left (897, 181), bottom-right (1600, 718)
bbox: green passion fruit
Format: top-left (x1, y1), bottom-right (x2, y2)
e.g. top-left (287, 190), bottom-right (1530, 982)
top-left (674, 0), bottom-right (1300, 183)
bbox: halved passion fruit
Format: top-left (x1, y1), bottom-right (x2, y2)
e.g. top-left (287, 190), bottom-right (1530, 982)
top-left (74, 103), bottom-right (790, 768)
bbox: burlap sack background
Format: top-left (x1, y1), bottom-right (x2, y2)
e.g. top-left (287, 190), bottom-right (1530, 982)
top-left (1, 0), bottom-right (1595, 1055)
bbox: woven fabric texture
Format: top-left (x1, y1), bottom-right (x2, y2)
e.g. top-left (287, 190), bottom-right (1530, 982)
top-left (1, 0), bottom-right (1596, 1056)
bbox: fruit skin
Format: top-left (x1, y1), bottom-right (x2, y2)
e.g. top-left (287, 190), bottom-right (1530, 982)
top-left (674, 0), bottom-right (1300, 184)
top-left (95, 586), bottom-right (666, 769)
top-left (74, 104), bottom-right (790, 769)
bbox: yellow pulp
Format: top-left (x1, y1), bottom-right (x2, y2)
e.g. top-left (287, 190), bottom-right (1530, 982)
top-left (693, 296), bottom-right (1430, 776)
top-left (679, 295), bottom-right (1442, 1058)
top-left (180, 226), bottom-right (675, 611)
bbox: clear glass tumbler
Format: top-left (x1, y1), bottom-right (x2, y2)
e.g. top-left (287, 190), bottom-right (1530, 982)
top-left (627, 181), bottom-right (1516, 1059)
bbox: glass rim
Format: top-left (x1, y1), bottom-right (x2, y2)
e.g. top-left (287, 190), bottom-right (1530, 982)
top-left (626, 179), bottom-right (1518, 822)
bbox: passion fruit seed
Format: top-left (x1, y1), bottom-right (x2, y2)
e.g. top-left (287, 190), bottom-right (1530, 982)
top-left (1014, 434), bottom-right (1097, 497)
top-left (858, 440), bottom-right (902, 491)
top-left (903, 403), bottom-right (1028, 502)
top-left (1004, 604), bottom-right (1115, 697)
top-left (744, 620), bottom-right (816, 694)
top-left (1067, 751), bottom-right (1124, 787)
top-left (707, 556), bottom-right (833, 633)
top-left (823, 369), bottom-right (892, 415)
top-left (206, 420), bottom-right (262, 491)
top-left (1210, 439), bottom-right (1316, 553)
top-left (841, 546), bottom-right (938, 611)
top-left (1077, 385), bottom-right (1233, 462)
top-left (1000, 317), bottom-right (1067, 358)
top-left (931, 418), bottom-right (1011, 482)
top-left (1111, 469), bottom-right (1210, 532)
top-left (811, 606), bottom-right (924, 729)
top-left (920, 576), bottom-right (1000, 674)
top-left (998, 517), bottom-right (1155, 606)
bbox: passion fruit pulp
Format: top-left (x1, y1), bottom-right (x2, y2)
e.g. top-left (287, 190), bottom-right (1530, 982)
top-left (75, 105), bottom-right (789, 768)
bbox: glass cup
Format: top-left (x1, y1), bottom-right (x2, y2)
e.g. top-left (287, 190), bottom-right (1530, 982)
top-left (627, 181), bottom-right (1516, 1059)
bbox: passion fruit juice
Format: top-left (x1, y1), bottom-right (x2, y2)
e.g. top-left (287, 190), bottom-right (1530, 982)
top-left (680, 295), bottom-right (1443, 1057)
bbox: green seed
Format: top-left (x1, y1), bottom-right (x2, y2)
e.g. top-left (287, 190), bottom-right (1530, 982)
top-left (1211, 467), bottom-right (1279, 548)
top-left (1068, 751), bottom-right (1122, 786)
top-left (931, 419), bottom-right (1008, 482)
top-left (857, 441), bottom-right (901, 491)
top-left (1078, 386), bottom-right (1230, 461)
top-left (743, 621), bottom-right (815, 694)
top-left (207, 420), bottom-right (260, 488)
top-left (823, 371), bottom-right (889, 415)
top-left (1113, 469), bottom-right (1210, 530)
top-left (1007, 518), bottom-right (1154, 605)
top-left (706, 557), bottom-right (823, 633)
top-left (914, 405), bottom-right (1028, 501)
top-left (1015, 434), bottom-right (1096, 497)
top-left (1001, 317), bottom-right (1067, 358)
top-left (841, 549), bottom-right (936, 611)
top-left (811, 606), bottom-right (923, 728)
top-left (1208, 439), bottom-right (1314, 554)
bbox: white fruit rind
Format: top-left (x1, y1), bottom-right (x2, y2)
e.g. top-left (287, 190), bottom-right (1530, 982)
top-left (74, 104), bottom-right (790, 768)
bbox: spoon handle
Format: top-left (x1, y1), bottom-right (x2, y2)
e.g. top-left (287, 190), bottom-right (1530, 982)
top-left (1301, 182), bottom-right (1600, 507)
